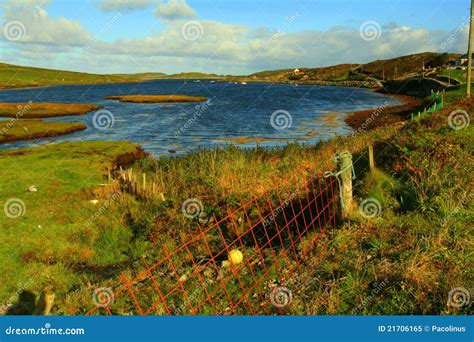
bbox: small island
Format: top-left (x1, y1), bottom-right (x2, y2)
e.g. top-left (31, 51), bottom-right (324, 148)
top-left (105, 94), bottom-right (208, 103)
top-left (0, 119), bottom-right (86, 143)
top-left (0, 102), bottom-right (101, 118)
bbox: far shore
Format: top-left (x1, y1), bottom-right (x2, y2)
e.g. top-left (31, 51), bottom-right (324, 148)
top-left (105, 94), bottom-right (208, 103)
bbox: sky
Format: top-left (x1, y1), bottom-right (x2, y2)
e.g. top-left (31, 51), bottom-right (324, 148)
top-left (0, 0), bottom-right (471, 75)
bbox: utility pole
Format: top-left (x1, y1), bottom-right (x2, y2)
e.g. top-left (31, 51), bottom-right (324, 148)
top-left (467, 0), bottom-right (474, 98)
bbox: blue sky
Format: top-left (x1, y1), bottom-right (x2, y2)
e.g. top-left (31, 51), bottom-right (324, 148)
top-left (0, 0), bottom-right (470, 74)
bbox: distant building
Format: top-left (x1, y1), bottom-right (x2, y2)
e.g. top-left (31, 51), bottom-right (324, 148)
top-left (293, 68), bottom-right (304, 75)
top-left (456, 53), bottom-right (474, 67)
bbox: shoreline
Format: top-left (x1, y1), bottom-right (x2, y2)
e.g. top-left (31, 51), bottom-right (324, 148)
top-left (0, 81), bottom-right (422, 147)
top-left (344, 93), bottom-right (422, 132)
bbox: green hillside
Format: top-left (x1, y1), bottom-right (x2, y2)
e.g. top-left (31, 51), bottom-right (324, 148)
top-left (0, 63), bottom-right (159, 89)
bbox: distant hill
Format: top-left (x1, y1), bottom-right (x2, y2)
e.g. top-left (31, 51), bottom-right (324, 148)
top-left (224, 52), bottom-right (461, 85)
top-left (0, 52), bottom-right (464, 90)
top-left (157, 72), bottom-right (224, 79)
top-left (113, 72), bottom-right (166, 80)
top-left (358, 52), bottom-right (459, 80)
top-left (0, 62), bottom-right (165, 89)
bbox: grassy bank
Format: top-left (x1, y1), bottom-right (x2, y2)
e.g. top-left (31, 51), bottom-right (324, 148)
top-left (0, 103), bottom-right (101, 118)
top-left (0, 120), bottom-right (86, 143)
top-left (0, 142), bottom-right (144, 314)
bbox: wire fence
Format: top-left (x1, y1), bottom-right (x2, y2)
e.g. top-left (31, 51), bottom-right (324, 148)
top-left (86, 170), bottom-right (340, 315)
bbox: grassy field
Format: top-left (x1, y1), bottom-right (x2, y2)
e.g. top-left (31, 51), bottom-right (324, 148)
top-left (0, 82), bottom-right (471, 315)
top-left (0, 103), bottom-right (101, 118)
top-left (105, 95), bottom-right (208, 103)
top-left (0, 120), bottom-right (86, 143)
top-left (438, 69), bottom-right (467, 84)
top-left (0, 63), bottom-right (158, 89)
top-left (0, 142), bottom-right (144, 314)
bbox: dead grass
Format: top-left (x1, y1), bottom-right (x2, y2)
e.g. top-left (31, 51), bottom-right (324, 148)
top-left (0, 102), bottom-right (101, 118)
top-left (0, 119), bottom-right (86, 142)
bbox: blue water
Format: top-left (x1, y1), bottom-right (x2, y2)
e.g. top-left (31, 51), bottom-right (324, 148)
top-left (0, 80), bottom-right (401, 156)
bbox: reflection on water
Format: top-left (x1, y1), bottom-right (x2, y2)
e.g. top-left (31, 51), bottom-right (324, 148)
top-left (0, 79), bottom-right (401, 156)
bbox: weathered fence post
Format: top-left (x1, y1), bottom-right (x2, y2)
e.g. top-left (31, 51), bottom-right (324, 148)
top-left (368, 143), bottom-right (375, 171)
top-left (324, 151), bottom-right (355, 218)
top-left (33, 287), bottom-right (55, 315)
top-left (339, 152), bottom-right (354, 217)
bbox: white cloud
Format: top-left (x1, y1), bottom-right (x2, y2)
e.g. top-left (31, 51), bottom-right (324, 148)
top-left (85, 22), bottom-right (458, 74)
top-left (154, 0), bottom-right (196, 20)
top-left (0, 2), bottom-right (468, 75)
top-left (90, 20), bottom-right (249, 62)
top-left (97, 0), bottom-right (157, 12)
top-left (1, 0), bottom-right (91, 46)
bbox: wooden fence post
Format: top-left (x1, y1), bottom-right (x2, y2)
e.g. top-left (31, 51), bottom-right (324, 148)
top-left (368, 143), bottom-right (375, 171)
top-left (338, 152), bottom-right (354, 217)
top-left (33, 287), bottom-right (55, 315)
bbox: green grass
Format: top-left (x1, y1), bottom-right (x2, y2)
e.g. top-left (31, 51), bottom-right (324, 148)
top-left (0, 119), bottom-right (86, 143)
top-left (438, 69), bottom-right (467, 83)
top-left (0, 63), bottom-right (157, 89)
top-left (0, 141), bottom-right (143, 314)
top-left (443, 85), bottom-right (467, 104)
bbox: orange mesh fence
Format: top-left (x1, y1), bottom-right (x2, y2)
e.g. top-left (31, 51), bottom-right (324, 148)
top-left (86, 172), bottom-right (339, 315)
